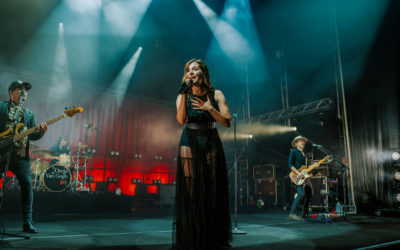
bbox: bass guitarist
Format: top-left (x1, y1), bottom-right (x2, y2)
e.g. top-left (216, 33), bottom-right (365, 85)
top-left (288, 135), bottom-right (313, 220)
top-left (0, 80), bottom-right (47, 233)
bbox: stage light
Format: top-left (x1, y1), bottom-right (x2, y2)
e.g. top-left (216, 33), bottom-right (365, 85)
top-left (152, 179), bottom-right (161, 184)
top-left (110, 150), bottom-right (115, 156)
top-left (49, 20), bottom-right (72, 103)
top-left (115, 188), bottom-right (122, 196)
top-left (103, 0), bottom-right (151, 37)
top-left (194, 0), bottom-right (251, 60)
top-left (110, 46), bottom-right (143, 107)
top-left (195, 0), bottom-right (269, 83)
top-left (131, 178), bottom-right (141, 184)
top-left (392, 152), bottom-right (400, 161)
top-left (107, 177), bottom-right (117, 183)
top-left (66, 0), bottom-right (102, 14)
top-left (115, 151), bottom-right (120, 156)
top-left (293, 127), bottom-right (297, 132)
top-left (85, 176), bottom-right (94, 182)
top-left (395, 172), bottom-right (400, 181)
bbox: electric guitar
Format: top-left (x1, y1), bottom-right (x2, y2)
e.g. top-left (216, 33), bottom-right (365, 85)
top-left (0, 107), bottom-right (83, 163)
top-left (289, 155), bottom-right (332, 185)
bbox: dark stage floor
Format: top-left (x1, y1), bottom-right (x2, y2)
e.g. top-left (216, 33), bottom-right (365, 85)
top-left (1, 191), bottom-right (400, 249)
top-left (1, 211), bottom-right (400, 249)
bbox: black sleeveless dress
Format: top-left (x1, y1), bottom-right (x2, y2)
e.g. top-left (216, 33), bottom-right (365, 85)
top-left (173, 90), bottom-right (232, 250)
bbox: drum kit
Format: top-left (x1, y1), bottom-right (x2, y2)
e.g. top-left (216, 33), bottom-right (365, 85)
top-left (29, 143), bottom-right (95, 192)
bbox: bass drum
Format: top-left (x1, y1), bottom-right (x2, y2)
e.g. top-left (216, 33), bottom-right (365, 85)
top-left (40, 165), bottom-right (71, 192)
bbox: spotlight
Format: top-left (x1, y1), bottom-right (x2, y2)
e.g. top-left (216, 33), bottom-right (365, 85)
top-left (293, 127), bottom-right (297, 131)
top-left (395, 172), bottom-right (400, 181)
top-left (392, 152), bottom-right (400, 161)
top-left (115, 188), bottom-right (122, 196)
top-left (134, 154), bottom-right (138, 158)
top-left (152, 179), bottom-right (161, 184)
top-left (107, 177), bottom-right (117, 183)
top-left (131, 178), bottom-right (141, 184)
top-left (110, 150), bottom-right (115, 156)
top-left (115, 151), bottom-right (119, 156)
top-left (85, 176), bottom-right (94, 182)
top-left (138, 154), bottom-right (142, 158)
top-left (249, 134), bottom-right (253, 139)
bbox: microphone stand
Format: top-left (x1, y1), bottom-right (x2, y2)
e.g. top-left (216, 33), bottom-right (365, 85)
top-left (0, 91), bottom-right (31, 240)
top-left (232, 114), bottom-right (246, 234)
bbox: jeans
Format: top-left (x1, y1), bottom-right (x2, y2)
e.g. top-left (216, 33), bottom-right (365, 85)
top-left (1, 154), bottom-right (33, 221)
top-left (290, 179), bottom-right (312, 215)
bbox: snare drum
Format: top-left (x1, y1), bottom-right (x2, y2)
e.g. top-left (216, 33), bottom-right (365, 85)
top-left (40, 164), bottom-right (71, 192)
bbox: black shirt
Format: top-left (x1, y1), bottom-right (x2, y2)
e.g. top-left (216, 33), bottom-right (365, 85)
top-left (288, 148), bottom-right (309, 171)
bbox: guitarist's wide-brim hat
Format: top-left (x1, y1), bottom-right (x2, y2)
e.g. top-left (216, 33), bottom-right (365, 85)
top-left (8, 80), bottom-right (32, 92)
top-left (291, 135), bottom-right (308, 147)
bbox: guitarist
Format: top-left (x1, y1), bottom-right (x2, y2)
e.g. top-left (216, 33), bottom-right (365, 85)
top-left (0, 80), bottom-right (48, 233)
top-left (288, 135), bottom-right (313, 220)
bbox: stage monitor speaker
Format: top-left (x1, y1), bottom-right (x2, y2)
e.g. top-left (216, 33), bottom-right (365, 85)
top-left (253, 164), bottom-right (275, 180)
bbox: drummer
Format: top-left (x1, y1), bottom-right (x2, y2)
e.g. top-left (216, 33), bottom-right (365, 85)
top-left (45, 136), bottom-right (70, 165)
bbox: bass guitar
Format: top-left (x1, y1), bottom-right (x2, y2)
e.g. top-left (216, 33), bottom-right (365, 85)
top-left (289, 155), bottom-right (332, 185)
top-left (0, 107), bottom-right (83, 163)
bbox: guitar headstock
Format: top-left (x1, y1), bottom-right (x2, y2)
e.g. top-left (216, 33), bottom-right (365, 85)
top-left (64, 107), bottom-right (84, 117)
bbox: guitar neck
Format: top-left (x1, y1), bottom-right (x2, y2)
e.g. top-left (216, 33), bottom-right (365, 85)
top-left (13, 114), bottom-right (66, 142)
top-left (305, 158), bottom-right (329, 173)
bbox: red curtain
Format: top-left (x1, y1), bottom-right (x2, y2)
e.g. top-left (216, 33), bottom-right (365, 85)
top-left (21, 90), bottom-right (181, 195)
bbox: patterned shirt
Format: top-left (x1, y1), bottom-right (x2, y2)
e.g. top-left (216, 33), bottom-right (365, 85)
top-left (7, 101), bottom-right (28, 156)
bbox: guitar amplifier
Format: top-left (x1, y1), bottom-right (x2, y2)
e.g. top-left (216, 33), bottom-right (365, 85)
top-left (253, 164), bottom-right (275, 180)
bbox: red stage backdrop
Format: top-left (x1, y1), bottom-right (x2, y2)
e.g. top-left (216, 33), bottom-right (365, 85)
top-left (2, 89), bottom-right (181, 195)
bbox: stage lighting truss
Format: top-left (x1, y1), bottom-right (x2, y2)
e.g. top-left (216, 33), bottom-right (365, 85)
top-left (247, 98), bottom-right (334, 124)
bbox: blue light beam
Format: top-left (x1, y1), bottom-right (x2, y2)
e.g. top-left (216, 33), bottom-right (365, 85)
top-left (110, 46), bottom-right (143, 106)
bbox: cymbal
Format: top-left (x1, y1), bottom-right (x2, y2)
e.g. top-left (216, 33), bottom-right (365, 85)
top-left (31, 150), bottom-right (58, 157)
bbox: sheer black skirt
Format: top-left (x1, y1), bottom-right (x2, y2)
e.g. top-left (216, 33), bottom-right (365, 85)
top-left (173, 127), bottom-right (232, 250)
